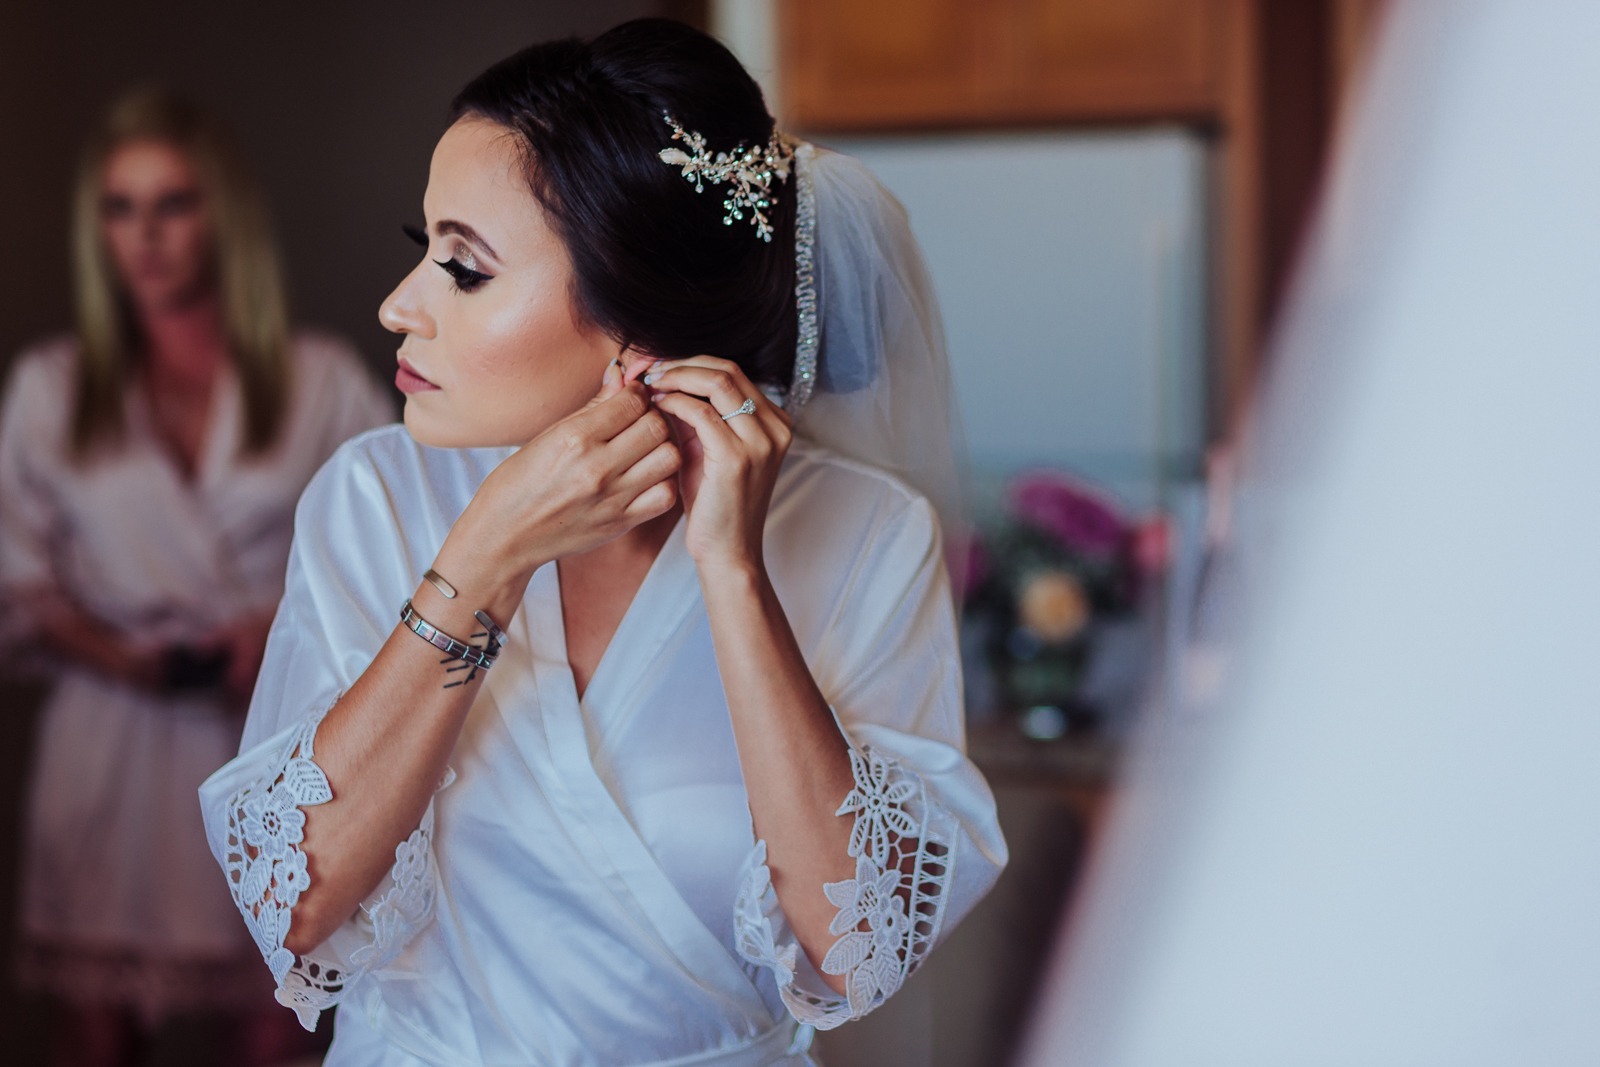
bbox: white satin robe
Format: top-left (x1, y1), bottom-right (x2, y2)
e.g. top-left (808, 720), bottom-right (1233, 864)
top-left (0, 333), bottom-right (391, 1021)
top-left (199, 425), bottom-right (1008, 1066)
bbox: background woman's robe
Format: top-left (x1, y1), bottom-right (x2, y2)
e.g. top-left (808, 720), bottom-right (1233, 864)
top-left (0, 333), bottom-right (391, 1022)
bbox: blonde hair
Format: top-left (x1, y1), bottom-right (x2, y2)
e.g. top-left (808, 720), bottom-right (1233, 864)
top-left (69, 87), bottom-right (291, 457)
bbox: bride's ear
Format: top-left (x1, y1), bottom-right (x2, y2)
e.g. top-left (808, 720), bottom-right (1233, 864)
top-left (619, 350), bottom-right (660, 386)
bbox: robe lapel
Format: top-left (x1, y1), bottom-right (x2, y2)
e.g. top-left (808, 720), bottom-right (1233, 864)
top-left (576, 517), bottom-right (699, 753)
top-left (496, 540), bottom-right (769, 1018)
top-left (196, 361), bottom-right (241, 491)
top-left (187, 363), bottom-right (257, 612)
top-left (100, 370), bottom-right (249, 625)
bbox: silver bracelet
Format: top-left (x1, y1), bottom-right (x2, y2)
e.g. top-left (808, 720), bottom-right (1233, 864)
top-left (398, 600), bottom-right (508, 671)
top-left (422, 568), bottom-right (458, 599)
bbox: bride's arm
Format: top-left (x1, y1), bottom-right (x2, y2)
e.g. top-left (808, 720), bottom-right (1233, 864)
top-left (697, 561), bottom-right (858, 994)
top-left (651, 355), bottom-right (1006, 1017)
top-left (274, 551), bottom-right (522, 955)
top-left (256, 375), bottom-right (679, 956)
top-left (648, 358), bottom-right (860, 996)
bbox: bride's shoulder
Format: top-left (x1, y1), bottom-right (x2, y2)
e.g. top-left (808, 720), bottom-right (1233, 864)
top-left (765, 440), bottom-right (943, 615)
top-left (317, 425), bottom-right (510, 487)
top-left (318, 421), bottom-right (417, 474)
top-left (774, 438), bottom-right (938, 542)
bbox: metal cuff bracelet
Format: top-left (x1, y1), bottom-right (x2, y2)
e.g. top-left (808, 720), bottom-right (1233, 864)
top-left (399, 599), bottom-right (508, 671)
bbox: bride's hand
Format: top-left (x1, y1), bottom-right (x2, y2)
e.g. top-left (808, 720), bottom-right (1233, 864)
top-left (445, 360), bottom-right (681, 592)
top-left (644, 356), bottom-right (791, 572)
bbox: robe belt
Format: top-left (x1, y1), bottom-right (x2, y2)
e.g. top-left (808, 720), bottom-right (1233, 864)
top-left (360, 984), bottom-right (815, 1067)
top-left (640, 1017), bottom-right (814, 1067)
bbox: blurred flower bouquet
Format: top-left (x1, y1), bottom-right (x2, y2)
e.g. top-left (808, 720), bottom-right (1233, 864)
top-left (962, 471), bottom-right (1166, 735)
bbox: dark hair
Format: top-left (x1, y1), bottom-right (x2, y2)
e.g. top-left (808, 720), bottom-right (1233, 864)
top-left (451, 19), bottom-right (796, 389)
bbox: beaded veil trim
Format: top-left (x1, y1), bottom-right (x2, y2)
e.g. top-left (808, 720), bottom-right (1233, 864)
top-left (788, 141), bottom-right (820, 410)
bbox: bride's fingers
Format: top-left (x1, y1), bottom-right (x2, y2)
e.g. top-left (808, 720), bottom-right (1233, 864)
top-left (621, 477), bottom-right (678, 523)
top-left (650, 392), bottom-right (743, 455)
top-left (600, 356), bottom-right (625, 397)
top-left (606, 405), bottom-right (673, 465)
top-left (644, 364), bottom-right (747, 409)
top-left (644, 355), bottom-right (751, 377)
top-left (615, 439), bottom-right (681, 495)
top-left (622, 356), bottom-right (660, 386)
top-left (579, 356), bottom-right (626, 412)
top-left (574, 382), bottom-right (651, 442)
top-left (644, 367), bottom-right (782, 442)
top-left (645, 356), bottom-right (791, 426)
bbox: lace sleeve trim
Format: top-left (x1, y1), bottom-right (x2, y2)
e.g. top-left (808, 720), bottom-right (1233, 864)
top-left (221, 714), bottom-right (450, 1031)
top-left (734, 745), bottom-right (954, 1029)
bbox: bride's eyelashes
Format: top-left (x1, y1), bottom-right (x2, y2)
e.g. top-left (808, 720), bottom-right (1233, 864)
top-left (403, 222), bottom-right (493, 293)
top-left (434, 253), bottom-right (492, 294)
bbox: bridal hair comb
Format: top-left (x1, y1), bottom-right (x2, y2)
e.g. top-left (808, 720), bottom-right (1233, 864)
top-left (655, 113), bottom-right (818, 410)
top-left (657, 113), bottom-right (796, 242)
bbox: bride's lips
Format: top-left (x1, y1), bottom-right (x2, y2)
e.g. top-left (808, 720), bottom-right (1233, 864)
top-left (396, 357), bottom-right (440, 394)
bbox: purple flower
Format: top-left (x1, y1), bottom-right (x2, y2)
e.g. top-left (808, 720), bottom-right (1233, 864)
top-left (1007, 472), bottom-right (1127, 556)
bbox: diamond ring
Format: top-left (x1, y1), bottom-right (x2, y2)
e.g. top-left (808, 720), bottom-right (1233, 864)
top-left (722, 398), bottom-right (758, 421)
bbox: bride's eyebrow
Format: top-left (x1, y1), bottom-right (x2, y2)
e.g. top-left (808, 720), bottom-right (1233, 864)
top-left (435, 220), bottom-right (500, 261)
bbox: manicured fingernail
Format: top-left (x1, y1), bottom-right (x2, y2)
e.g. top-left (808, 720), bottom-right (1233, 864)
top-left (650, 392), bottom-right (665, 403)
top-left (643, 371), bottom-right (660, 385)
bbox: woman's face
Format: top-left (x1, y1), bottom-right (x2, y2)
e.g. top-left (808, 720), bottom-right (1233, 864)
top-left (380, 117), bottom-right (622, 448)
top-left (99, 138), bottom-right (216, 314)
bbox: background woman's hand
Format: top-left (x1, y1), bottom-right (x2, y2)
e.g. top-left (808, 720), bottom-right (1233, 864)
top-left (31, 592), bottom-right (164, 691)
top-left (442, 359), bottom-right (681, 596)
top-left (645, 357), bottom-right (792, 572)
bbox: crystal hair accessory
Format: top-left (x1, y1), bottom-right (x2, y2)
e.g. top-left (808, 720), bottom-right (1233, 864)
top-left (658, 113), bottom-right (796, 242)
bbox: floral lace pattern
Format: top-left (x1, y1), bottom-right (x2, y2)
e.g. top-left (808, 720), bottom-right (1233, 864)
top-left (735, 745), bottom-right (954, 1028)
top-left (221, 715), bottom-right (447, 1031)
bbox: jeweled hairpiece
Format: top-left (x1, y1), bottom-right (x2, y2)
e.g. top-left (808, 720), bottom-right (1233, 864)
top-left (657, 113), bottom-right (795, 242)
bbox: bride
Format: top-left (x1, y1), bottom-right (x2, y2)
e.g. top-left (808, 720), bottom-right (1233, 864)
top-left (200, 18), bottom-right (1007, 1065)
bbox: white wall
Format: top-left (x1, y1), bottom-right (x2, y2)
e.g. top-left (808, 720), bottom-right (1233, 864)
top-left (710, 3), bottom-right (1211, 509)
top-left (709, 0), bottom-right (781, 114)
top-left (822, 131), bottom-right (1210, 510)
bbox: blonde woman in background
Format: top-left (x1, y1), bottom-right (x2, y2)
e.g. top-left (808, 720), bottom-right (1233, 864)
top-left (0, 89), bottom-right (391, 1066)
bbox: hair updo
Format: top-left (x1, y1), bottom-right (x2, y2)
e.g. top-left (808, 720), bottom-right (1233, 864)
top-left (451, 19), bottom-right (797, 390)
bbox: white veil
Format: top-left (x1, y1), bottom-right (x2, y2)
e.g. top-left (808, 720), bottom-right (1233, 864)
top-left (784, 143), bottom-right (968, 563)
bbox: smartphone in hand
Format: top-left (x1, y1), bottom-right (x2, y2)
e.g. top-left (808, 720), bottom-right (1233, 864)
top-left (161, 644), bottom-right (233, 692)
